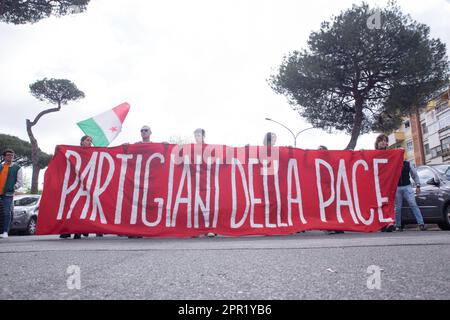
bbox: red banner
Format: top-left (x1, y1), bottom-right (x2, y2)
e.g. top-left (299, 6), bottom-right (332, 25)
top-left (36, 144), bottom-right (404, 237)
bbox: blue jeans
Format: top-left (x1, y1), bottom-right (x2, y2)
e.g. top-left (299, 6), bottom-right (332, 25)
top-left (395, 185), bottom-right (425, 227)
top-left (0, 195), bottom-right (13, 233)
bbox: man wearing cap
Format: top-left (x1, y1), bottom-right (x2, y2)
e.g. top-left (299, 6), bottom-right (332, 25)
top-left (0, 149), bottom-right (23, 238)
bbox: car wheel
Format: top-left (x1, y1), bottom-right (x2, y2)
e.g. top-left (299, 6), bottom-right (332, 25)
top-left (438, 206), bottom-right (450, 231)
top-left (26, 217), bottom-right (37, 235)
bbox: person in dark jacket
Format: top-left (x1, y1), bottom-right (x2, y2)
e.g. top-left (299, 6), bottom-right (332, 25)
top-left (374, 134), bottom-right (426, 231)
top-left (395, 160), bottom-right (426, 231)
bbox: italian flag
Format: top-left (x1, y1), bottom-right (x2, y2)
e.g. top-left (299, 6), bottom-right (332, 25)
top-left (77, 102), bottom-right (130, 146)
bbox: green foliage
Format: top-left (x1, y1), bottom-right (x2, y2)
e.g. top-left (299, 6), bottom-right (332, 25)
top-left (0, 0), bottom-right (90, 24)
top-left (269, 1), bottom-right (448, 147)
top-left (29, 78), bottom-right (85, 107)
top-left (0, 133), bottom-right (52, 169)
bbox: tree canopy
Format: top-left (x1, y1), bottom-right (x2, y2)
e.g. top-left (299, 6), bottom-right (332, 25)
top-left (29, 78), bottom-right (85, 108)
top-left (0, 0), bottom-right (90, 24)
top-left (27, 77), bottom-right (85, 193)
top-left (269, 1), bottom-right (449, 149)
top-left (0, 133), bottom-right (52, 168)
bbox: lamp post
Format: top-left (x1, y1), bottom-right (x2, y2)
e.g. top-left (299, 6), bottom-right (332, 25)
top-left (265, 117), bottom-right (314, 148)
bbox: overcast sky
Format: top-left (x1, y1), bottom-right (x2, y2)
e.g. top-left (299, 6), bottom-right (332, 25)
top-left (1, 0), bottom-right (449, 159)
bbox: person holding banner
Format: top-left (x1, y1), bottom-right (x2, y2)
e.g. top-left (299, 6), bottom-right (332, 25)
top-left (317, 145), bottom-right (344, 235)
top-left (374, 134), bottom-right (426, 231)
top-left (126, 126), bottom-right (153, 238)
top-left (374, 134), bottom-right (389, 150)
top-left (79, 136), bottom-right (104, 238)
top-left (138, 125), bottom-right (152, 143)
top-left (395, 159), bottom-right (426, 231)
top-left (194, 128), bottom-right (205, 144)
top-left (60, 136), bottom-right (96, 239)
top-left (375, 134), bottom-right (396, 232)
top-left (193, 128), bottom-right (216, 238)
top-left (263, 132), bottom-right (277, 147)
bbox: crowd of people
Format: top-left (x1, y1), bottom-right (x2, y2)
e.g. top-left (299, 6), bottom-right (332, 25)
top-left (0, 129), bottom-right (427, 239)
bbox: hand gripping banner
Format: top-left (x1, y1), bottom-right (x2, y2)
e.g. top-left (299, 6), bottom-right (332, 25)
top-left (36, 144), bottom-right (404, 237)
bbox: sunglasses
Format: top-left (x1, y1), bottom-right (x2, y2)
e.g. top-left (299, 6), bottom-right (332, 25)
top-left (141, 129), bottom-right (151, 132)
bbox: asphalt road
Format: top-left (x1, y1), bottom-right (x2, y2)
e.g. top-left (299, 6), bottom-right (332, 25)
top-left (0, 229), bottom-right (449, 300)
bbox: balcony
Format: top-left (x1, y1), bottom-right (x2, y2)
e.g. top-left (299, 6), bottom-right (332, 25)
top-left (388, 132), bottom-right (405, 145)
top-left (438, 148), bottom-right (450, 157)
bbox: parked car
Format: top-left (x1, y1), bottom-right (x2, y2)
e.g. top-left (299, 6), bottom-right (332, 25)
top-left (10, 195), bottom-right (40, 235)
top-left (400, 165), bottom-right (450, 230)
top-left (427, 164), bottom-right (450, 180)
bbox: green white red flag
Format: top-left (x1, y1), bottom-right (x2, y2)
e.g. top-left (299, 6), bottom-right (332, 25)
top-left (77, 102), bottom-right (130, 146)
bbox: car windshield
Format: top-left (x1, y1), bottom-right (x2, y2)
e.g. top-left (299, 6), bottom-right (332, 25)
top-left (14, 197), bottom-right (39, 206)
top-left (432, 164), bottom-right (450, 174)
top-left (433, 164), bottom-right (450, 180)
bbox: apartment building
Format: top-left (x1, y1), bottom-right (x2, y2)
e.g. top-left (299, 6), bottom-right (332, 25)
top-left (387, 87), bottom-right (450, 166)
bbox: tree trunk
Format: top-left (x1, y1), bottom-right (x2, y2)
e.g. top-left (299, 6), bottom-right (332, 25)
top-left (31, 166), bottom-right (40, 194)
top-left (25, 102), bottom-right (61, 194)
top-left (26, 119), bottom-right (40, 194)
top-left (345, 97), bottom-right (364, 150)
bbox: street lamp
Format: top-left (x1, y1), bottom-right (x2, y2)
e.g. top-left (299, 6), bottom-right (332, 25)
top-left (265, 117), bottom-right (314, 148)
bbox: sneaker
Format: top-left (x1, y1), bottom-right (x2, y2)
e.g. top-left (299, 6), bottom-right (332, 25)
top-left (1, 232), bottom-right (8, 238)
top-left (324, 230), bottom-right (344, 235)
top-left (59, 234), bottom-right (71, 239)
top-left (206, 232), bottom-right (216, 237)
top-left (382, 224), bottom-right (395, 232)
top-left (395, 227), bottom-right (403, 232)
top-left (73, 234), bottom-right (82, 239)
top-left (419, 224), bottom-right (427, 231)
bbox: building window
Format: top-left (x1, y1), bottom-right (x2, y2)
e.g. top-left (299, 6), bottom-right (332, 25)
top-left (436, 100), bottom-right (449, 114)
top-left (438, 115), bottom-right (450, 131)
top-left (430, 146), bottom-right (442, 159)
top-left (406, 140), bottom-right (413, 153)
top-left (424, 144), bottom-right (430, 155)
top-left (441, 137), bottom-right (450, 156)
top-left (421, 122), bottom-right (428, 134)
